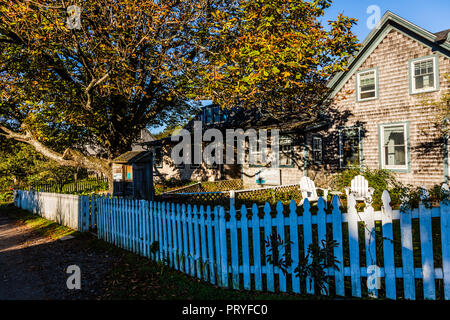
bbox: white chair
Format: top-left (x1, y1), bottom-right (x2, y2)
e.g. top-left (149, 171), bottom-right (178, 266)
top-left (299, 176), bottom-right (329, 205)
top-left (344, 175), bottom-right (374, 205)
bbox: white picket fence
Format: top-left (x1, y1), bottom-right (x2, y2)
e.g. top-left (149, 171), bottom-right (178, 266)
top-left (14, 190), bottom-right (82, 230)
top-left (13, 189), bottom-right (450, 300)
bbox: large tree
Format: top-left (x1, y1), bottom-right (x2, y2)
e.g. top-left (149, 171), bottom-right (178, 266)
top-left (0, 0), bottom-right (205, 190)
top-left (0, 0), bottom-right (360, 192)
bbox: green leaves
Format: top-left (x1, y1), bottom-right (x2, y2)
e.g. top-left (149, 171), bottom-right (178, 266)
top-left (0, 0), bottom-right (202, 161)
top-left (196, 0), bottom-right (360, 117)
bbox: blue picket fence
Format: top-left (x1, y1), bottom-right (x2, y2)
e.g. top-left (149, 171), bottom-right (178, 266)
top-left (87, 191), bottom-right (450, 300)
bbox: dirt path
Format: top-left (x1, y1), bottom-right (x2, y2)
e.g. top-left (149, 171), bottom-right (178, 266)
top-left (0, 211), bottom-right (117, 300)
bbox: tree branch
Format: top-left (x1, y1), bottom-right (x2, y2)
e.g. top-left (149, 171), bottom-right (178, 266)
top-left (0, 125), bottom-right (111, 174)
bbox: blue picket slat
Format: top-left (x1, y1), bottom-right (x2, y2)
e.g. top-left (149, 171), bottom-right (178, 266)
top-left (187, 205), bottom-right (195, 277)
top-left (347, 194), bottom-right (361, 298)
top-left (263, 202), bottom-right (274, 292)
top-left (167, 203), bottom-right (173, 267)
top-left (441, 201), bottom-right (450, 300)
top-left (252, 204), bottom-right (262, 291)
top-left (193, 205), bottom-right (201, 279)
top-left (171, 203), bottom-right (178, 269)
top-left (199, 206), bottom-right (208, 281)
top-left (332, 196), bottom-right (345, 297)
top-left (230, 205), bottom-right (239, 289)
top-left (206, 206), bottom-right (215, 284)
top-left (158, 202), bottom-right (164, 261)
top-left (289, 200), bottom-right (300, 293)
top-left (214, 206), bottom-right (222, 286)
top-left (241, 205), bottom-right (251, 290)
top-left (276, 201), bottom-right (286, 292)
top-left (176, 204), bottom-right (183, 271)
top-left (419, 202), bottom-right (435, 300)
top-left (381, 191), bottom-right (396, 300)
top-left (219, 206), bottom-right (228, 288)
top-left (182, 204), bottom-right (189, 274)
top-left (317, 197), bottom-right (328, 295)
top-left (364, 205), bottom-right (377, 298)
top-left (303, 199), bottom-right (314, 294)
top-left (400, 206), bottom-right (415, 300)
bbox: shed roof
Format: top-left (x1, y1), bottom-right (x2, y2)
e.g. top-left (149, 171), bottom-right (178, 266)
top-left (112, 151), bottom-right (152, 164)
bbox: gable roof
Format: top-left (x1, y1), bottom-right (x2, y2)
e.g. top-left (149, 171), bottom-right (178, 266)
top-left (326, 11), bottom-right (450, 99)
top-left (435, 29), bottom-right (450, 43)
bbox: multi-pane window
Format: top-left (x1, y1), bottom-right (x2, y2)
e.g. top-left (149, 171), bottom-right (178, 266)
top-left (174, 145), bottom-right (185, 169)
top-left (357, 69), bottom-right (377, 101)
top-left (380, 123), bottom-right (408, 170)
top-left (249, 138), bottom-right (268, 166)
top-left (312, 136), bottom-right (322, 164)
top-left (203, 105), bottom-right (224, 124)
top-left (279, 136), bottom-right (293, 167)
top-left (153, 146), bottom-right (163, 168)
top-left (410, 57), bottom-right (437, 93)
top-left (206, 147), bottom-right (218, 168)
top-left (204, 107), bottom-right (213, 124)
top-left (190, 143), bottom-right (201, 169)
top-left (339, 127), bottom-right (361, 168)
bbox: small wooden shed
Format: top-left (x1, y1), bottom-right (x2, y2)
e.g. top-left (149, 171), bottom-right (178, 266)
top-left (112, 150), bottom-right (154, 200)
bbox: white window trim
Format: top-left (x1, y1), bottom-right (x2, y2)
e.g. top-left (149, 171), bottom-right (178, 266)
top-left (356, 68), bottom-right (378, 102)
top-left (339, 127), bottom-right (362, 169)
top-left (279, 136), bottom-right (293, 167)
top-left (153, 146), bottom-right (163, 168)
top-left (409, 55), bottom-right (439, 95)
top-left (380, 123), bottom-right (409, 171)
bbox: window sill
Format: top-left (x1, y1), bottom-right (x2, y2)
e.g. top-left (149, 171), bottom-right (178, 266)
top-left (357, 96), bottom-right (378, 102)
top-left (279, 164), bottom-right (295, 168)
top-left (410, 87), bottom-right (439, 95)
top-left (382, 167), bottom-right (409, 173)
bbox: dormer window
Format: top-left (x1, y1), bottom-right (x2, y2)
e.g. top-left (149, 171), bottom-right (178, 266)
top-left (203, 105), bottom-right (225, 124)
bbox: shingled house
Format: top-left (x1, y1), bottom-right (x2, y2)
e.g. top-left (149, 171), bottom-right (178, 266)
top-left (142, 11), bottom-right (450, 189)
top-left (303, 11), bottom-right (450, 187)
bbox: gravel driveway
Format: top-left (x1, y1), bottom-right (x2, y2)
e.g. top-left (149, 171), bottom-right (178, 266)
top-left (0, 211), bottom-right (117, 300)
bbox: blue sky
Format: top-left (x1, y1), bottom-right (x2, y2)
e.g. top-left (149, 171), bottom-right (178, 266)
top-left (150, 1), bottom-right (449, 135)
top-left (322, 0), bottom-right (450, 42)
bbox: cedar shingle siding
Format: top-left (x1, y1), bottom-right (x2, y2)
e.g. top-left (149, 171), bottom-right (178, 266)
top-left (307, 27), bottom-right (450, 187)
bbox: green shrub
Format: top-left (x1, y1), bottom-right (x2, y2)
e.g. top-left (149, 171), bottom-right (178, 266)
top-left (330, 166), bottom-right (403, 210)
top-left (330, 166), bottom-right (450, 211)
top-left (0, 190), bottom-right (13, 203)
